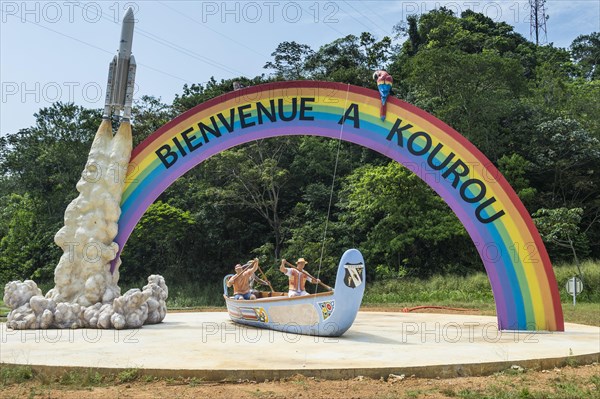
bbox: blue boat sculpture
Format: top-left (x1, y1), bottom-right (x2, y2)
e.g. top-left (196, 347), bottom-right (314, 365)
top-left (223, 249), bottom-right (366, 337)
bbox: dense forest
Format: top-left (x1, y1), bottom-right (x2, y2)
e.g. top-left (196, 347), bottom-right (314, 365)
top-left (1, 9), bottom-right (599, 291)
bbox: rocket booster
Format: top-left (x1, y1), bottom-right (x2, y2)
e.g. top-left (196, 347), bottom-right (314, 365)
top-left (104, 8), bottom-right (136, 121)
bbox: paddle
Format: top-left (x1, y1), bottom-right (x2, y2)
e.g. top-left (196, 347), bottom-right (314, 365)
top-left (257, 263), bottom-right (274, 293)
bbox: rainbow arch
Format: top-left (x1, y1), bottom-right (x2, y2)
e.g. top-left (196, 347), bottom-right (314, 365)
top-left (115, 81), bottom-right (563, 331)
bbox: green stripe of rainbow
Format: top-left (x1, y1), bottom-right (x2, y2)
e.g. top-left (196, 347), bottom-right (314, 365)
top-left (114, 81), bottom-right (563, 331)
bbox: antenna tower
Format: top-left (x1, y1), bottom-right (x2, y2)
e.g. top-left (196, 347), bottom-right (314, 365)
top-left (529, 0), bottom-right (548, 45)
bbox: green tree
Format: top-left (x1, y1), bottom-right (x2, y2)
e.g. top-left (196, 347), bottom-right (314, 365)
top-left (207, 139), bottom-right (298, 260)
top-left (131, 95), bottom-right (175, 147)
top-left (0, 103), bottom-right (100, 214)
top-left (172, 76), bottom-right (267, 114)
top-left (395, 8), bottom-right (531, 57)
top-left (0, 103), bottom-right (101, 285)
top-left (529, 118), bottom-right (600, 208)
top-left (529, 46), bottom-right (578, 113)
top-left (403, 48), bottom-right (526, 161)
top-left (394, 14), bottom-right (424, 56)
top-left (497, 153), bottom-right (537, 205)
top-left (263, 41), bottom-right (314, 80)
top-left (533, 208), bottom-right (587, 276)
top-left (0, 194), bottom-right (58, 284)
top-left (305, 34), bottom-right (390, 86)
top-left (156, 167), bottom-right (270, 282)
top-left (390, 8), bottom-right (537, 82)
top-left (562, 79), bottom-right (600, 137)
top-left (278, 138), bottom-right (374, 282)
top-left (339, 162), bottom-right (472, 277)
top-left (360, 32), bottom-right (392, 69)
top-left (121, 201), bottom-right (195, 284)
top-left (571, 32), bottom-right (600, 80)
top-left (527, 118), bottom-right (600, 258)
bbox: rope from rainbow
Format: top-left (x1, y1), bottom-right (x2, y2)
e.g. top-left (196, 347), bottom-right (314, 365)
top-left (113, 81), bottom-right (563, 331)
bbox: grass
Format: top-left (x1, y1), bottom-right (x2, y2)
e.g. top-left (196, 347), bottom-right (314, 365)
top-left (360, 260), bottom-right (600, 326)
top-left (1, 364), bottom-right (599, 398)
top-left (363, 302), bottom-right (599, 326)
top-left (364, 273), bottom-right (495, 304)
top-left (454, 379), bottom-right (596, 399)
top-left (364, 260), bottom-right (600, 305)
top-left (117, 368), bottom-right (140, 383)
top-left (0, 365), bottom-right (142, 389)
top-left (1, 365), bottom-right (34, 386)
top-left (561, 303), bottom-right (600, 327)
top-left (553, 260), bottom-right (600, 303)
top-left (435, 365), bottom-right (600, 399)
top-left (58, 369), bottom-right (104, 386)
top-left (0, 299), bottom-right (9, 322)
top-left (154, 260), bottom-right (600, 327)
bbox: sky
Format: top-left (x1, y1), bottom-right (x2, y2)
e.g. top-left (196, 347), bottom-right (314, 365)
top-left (1, 1), bottom-right (599, 136)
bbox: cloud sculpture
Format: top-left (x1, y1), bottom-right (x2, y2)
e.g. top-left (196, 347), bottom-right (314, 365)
top-left (144, 275), bottom-right (169, 325)
top-left (3, 121), bottom-right (169, 330)
top-left (4, 275), bottom-right (169, 330)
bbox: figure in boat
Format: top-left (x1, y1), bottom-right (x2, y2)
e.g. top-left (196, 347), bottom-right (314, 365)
top-left (279, 258), bottom-right (322, 297)
top-left (227, 258), bottom-right (259, 300)
top-left (223, 249), bottom-right (366, 337)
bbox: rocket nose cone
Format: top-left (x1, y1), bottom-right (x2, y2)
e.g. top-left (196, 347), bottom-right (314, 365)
top-left (123, 7), bottom-right (134, 23)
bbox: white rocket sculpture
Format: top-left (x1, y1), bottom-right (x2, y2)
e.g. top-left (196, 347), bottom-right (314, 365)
top-left (104, 7), bottom-right (136, 121)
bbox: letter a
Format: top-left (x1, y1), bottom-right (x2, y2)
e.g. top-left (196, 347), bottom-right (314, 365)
top-left (338, 104), bottom-right (360, 129)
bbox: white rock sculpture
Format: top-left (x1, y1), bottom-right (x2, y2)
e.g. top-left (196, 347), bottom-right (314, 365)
top-left (4, 281), bottom-right (56, 329)
top-left (111, 288), bottom-right (150, 329)
top-left (54, 302), bottom-right (84, 329)
top-left (4, 274), bottom-right (168, 330)
top-left (6, 304), bottom-right (38, 330)
top-left (143, 274), bottom-right (169, 324)
top-left (3, 280), bottom-right (42, 309)
top-left (82, 302), bottom-right (103, 328)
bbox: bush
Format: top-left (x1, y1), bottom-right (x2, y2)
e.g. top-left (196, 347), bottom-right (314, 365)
top-left (168, 282), bottom-right (224, 308)
top-left (364, 272), bottom-right (494, 304)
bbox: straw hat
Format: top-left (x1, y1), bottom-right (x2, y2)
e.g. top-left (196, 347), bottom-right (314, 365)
top-left (296, 258), bottom-right (308, 264)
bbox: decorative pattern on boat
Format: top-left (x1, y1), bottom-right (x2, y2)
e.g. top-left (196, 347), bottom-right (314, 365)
top-left (254, 307), bottom-right (268, 322)
top-left (228, 306), bottom-right (268, 323)
top-left (319, 300), bottom-right (335, 320)
top-left (344, 263), bottom-right (364, 288)
top-left (228, 306), bottom-right (242, 319)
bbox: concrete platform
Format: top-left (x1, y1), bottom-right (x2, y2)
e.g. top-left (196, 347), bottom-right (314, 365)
top-left (1, 312), bottom-right (599, 380)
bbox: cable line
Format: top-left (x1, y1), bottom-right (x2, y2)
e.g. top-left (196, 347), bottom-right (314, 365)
top-left (158, 1), bottom-right (269, 58)
top-left (2, 12), bottom-right (194, 84)
top-left (313, 84), bottom-right (351, 294)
